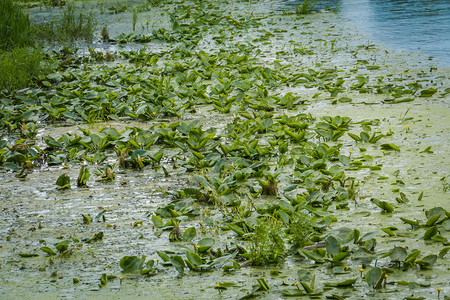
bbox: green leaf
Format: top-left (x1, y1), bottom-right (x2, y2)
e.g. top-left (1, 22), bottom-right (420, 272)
top-left (299, 249), bottom-right (324, 263)
top-left (279, 211), bottom-right (290, 225)
top-left (400, 217), bottom-right (420, 227)
top-left (404, 250), bottom-right (421, 265)
top-left (389, 247), bottom-right (407, 262)
top-left (85, 231), bottom-right (104, 243)
top-left (4, 162), bottom-right (19, 171)
top-left (19, 253), bottom-right (38, 257)
top-left (211, 251), bottom-right (238, 267)
top-left (157, 251), bottom-right (170, 262)
top-left (381, 228), bottom-right (396, 236)
top-left (151, 215), bottom-right (164, 228)
top-left (438, 247), bottom-right (449, 258)
top-left (228, 224), bottom-right (245, 236)
top-left (119, 256), bottom-right (144, 272)
top-left (371, 199), bottom-right (394, 213)
top-left (56, 174), bottom-right (71, 188)
top-left (348, 132), bottom-right (362, 142)
top-left (419, 88), bottom-right (437, 97)
top-left (300, 281), bottom-right (314, 293)
top-left (442, 219), bottom-right (450, 231)
top-left (415, 255), bottom-right (437, 269)
top-left (381, 143), bottom-right (400, 152)
top-left (281, 289), bottom-right (305, 296)
top-left (425, 207), bottom-right (447, 224)
top-left (423, 226), bottom-right (438, 240)
top-left (169, 255), bottom-right (186, 274)
top-left (40, 246), bottom-right (56, 256)
top-left (182, 227), bottom-right (197, 242)
top-left (185, 251), bottom-right (203, 267)
top-left (426, 214), bottom-right (440, 226)
top-left (257, 278), bottom-right (270, 291)
top-left (77, 165), bottom-right (90, 187)
top-left (324, 278), bottom-right (357, 287)
top-left (94, 210), bottom-right (107, 222)
top-left (360, 131), bottom-right (370, 142)
top-left (365, 267), bottom-right (383, 288)
top-left (197, 238), bottom-right (214, 253)
top-left (55, 240), bottom-right (70, 253)
top-left (82, 214), bottom-right (91, 224)
top-left (332, 252), bottom-right (350, 262)
top-left (326, 235), bottom-right (340, 257)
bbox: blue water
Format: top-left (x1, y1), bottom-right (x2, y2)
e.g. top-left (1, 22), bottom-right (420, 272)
top-left (340, 0), bottom-right (450, 66)
top-left (282, 0), bottom-right (450, 66)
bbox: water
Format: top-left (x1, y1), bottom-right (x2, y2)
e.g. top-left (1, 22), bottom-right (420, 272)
top-left (341, 0), bottom-right (450, 66)
top-left (282, 0), bottom-right (450, 66)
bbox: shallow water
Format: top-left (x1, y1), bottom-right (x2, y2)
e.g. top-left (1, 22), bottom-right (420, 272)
top-left (281, 0), bottom-right (450, 66)
top-left (340, 0), bottom-right (450, 67)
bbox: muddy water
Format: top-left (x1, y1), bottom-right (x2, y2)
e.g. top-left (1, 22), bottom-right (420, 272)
top-left (1, 0), bottom-right (449, 299)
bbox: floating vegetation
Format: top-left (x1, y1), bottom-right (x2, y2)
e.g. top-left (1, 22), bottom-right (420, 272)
top-left (0, 0), bottom-right (449, 299)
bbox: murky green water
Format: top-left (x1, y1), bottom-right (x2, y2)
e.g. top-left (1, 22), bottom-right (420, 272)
top-left (0, 0), bottom-right (449, 299)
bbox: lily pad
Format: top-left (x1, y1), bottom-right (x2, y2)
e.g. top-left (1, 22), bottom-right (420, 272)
top-left (120, 256), bottom-right (145, 272)
top-left (197, 237), bottom-right (214, 253)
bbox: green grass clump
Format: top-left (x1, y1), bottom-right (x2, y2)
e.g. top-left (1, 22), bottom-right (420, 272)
top-left (289, 212), bottom-right (314, 249)
top-left (0, 0), bottom-right (34, 50)
top-left (295, 0), bottom-right (318, 14)
top-left (0, 48), bottom-right (44, 91)
top-left (35, 4), bottom-right (97, 42)
top-left (249, 218), bottom-right (286, 265)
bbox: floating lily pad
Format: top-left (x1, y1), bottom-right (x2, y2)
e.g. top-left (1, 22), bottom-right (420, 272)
top-left (120, 256), bottom-right (145, 272)
top-left (197, 238), bottom-right (214, 253)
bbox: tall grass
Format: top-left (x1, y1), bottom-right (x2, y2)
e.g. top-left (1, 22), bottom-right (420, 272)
top-left (0, 0), bottom-right (34, 50)
top-left (0, 48), bottom-right (43, 91)
top-left (35, 4), bottom-right (97, 42)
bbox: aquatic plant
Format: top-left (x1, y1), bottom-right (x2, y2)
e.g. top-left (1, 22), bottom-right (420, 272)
top-left (247, 218), bottom-right (286, 265)
top-left (289, 212), bottom-right (314, 249)
top-left (132, 10), bottom-right (138, 31)
top-left (2, 1), bottom-right (449, 299)
top-left (34, 4), bottom-right (97, 42)
top-left (295, 0), bottom-right (318, 15)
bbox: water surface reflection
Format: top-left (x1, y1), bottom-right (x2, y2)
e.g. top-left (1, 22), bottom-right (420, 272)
top-left (341, 0), bottom-right (450, 66)
top-left (282, 0), bottom-right (450, 66)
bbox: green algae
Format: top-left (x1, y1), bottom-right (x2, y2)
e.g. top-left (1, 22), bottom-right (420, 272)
top-left (0, 0), bottom-right (449, 299)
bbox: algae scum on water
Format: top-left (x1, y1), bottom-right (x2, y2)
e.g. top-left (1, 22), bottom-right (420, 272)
top-left (0, 0), bottom-right (449, 299)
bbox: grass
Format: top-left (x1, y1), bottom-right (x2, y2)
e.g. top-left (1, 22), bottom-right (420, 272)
top-left (0, 0), bottom-right (44, 91)
top-left (295, 0), bottom-right (318, 14)
top-left (0, 0), bottom-right (34, 50)
top-left (0, 47), bottom-right (44, 91)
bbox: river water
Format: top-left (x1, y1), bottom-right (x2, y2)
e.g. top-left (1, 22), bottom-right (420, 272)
top-left (283, 0), bottom-right (450, 66)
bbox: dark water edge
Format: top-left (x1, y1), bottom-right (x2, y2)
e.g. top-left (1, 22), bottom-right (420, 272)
top-left (281, 0), bottom-right (450, 67)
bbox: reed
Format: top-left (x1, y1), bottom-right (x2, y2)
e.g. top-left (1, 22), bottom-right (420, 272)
top-left (0, 0), bottom-right (33, 50)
